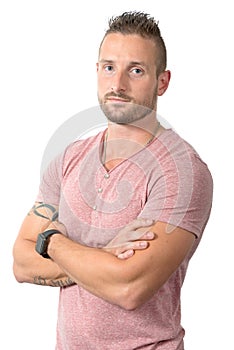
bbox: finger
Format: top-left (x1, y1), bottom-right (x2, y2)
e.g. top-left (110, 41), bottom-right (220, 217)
top-left (133, 241), bottom-right (149, 249)
top-left (121, 229), bottom-right (154, 243)
top-left (117, 240), bottom-right (150, 259)
top-left (126, 218), bottom-right (155, 231)
top-left (117, 249), bottom-right (134, 260)
top-left (140, 231), bottom-right (155, 240)
top-left (106, 232), bottom-right (154, 249)
top-left (120, 241), bottom-right (149, 252)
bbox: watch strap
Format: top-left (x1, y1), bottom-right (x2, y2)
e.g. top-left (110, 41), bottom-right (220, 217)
top-left (43, 229), bottom-right (62, 238)
top-left (35, 229), bottom-right (61, 258)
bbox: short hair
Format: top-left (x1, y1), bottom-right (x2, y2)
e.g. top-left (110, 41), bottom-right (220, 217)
top-left (100, 11), bottom-right (167, 76)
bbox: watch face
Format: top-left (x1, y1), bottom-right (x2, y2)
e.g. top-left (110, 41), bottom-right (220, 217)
top-left (35, 233), bottom-right (46, 254)
top-left (35, 230), bottom-right (60, 258)
top-left (35, 233), bottom-right (48, 256)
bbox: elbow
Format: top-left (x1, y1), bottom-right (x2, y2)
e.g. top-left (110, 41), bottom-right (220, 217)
top-left (115, 274), bottom-right (161, 310)
top-left (116, 283), bottom-right (148, 311)
top-left (13, 262), bottom-right (26, 283)
top-left (12, 243), bottom-right (31, 284)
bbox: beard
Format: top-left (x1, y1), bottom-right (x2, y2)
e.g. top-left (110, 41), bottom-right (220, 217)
top-left (98, 89), bottom-right (157, 124)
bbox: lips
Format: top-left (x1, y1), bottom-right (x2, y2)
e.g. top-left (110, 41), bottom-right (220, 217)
top-left (105, 93), bottom-right (132, 103)
top-left (106, 97), bottom-right (130, 103)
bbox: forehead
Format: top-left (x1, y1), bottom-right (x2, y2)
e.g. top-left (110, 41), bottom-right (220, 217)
top-left (99, 33), bottom-right (157, 65)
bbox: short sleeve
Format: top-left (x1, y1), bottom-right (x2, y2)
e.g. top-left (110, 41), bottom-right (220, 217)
top-left (139, 138), bottom-right (213, 238)
top-left (36, 151), bottom-right (64, 206)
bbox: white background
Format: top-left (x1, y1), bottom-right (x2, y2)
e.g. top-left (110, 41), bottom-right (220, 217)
top-left (0, 0), bottom-right (233, 349)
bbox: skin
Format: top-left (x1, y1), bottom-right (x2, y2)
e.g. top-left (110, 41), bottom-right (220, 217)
top-left (13, 33), bottom-right (195, 310)
top-left (13, 202), bottom-right (154, 288)
top-left (97, 33), bottom-right (171, 168)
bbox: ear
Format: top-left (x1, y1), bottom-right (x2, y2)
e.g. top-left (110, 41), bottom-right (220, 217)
top-left (96, 62), bottom-right (99, 72)
top-left (157, 70), bottom-right (171, 96)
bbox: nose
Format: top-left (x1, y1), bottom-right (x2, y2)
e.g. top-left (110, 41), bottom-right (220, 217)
top-left (110, 71), bottom-right (128, 93)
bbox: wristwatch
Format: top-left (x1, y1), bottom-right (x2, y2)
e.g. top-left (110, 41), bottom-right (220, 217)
top-left (35, 229), bottom-right (61, 259)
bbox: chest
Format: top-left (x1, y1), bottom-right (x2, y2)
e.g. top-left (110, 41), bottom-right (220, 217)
top-left (59, 156), bottom-right (151, 246)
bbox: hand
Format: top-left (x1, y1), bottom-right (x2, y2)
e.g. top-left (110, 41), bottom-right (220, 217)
top-left (103, 218), bottom-right (155, 260)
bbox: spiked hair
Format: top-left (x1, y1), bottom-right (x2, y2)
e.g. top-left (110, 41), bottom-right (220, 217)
top-left (100, 11), bottom-right (167, 75)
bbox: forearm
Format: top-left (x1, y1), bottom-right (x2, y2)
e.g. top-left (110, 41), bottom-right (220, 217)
top-left (13, 238), bottom-right (74, 287)
top-left (47, 222), bottom-right (194, 310)
top-left (48, 234), bottom-right (134, 307)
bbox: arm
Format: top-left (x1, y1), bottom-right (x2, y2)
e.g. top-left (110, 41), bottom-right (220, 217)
top-left (13, 202), bottom-right (154, 287)
top-left (13, 202), bottom-right (74, 287)
top-left (47, 221), bottom-right (195, 309)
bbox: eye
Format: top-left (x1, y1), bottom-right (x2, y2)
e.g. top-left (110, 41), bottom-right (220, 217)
top-left (104, 65), bottom-right (114, 73)
top-left (130, 67), bottom-right (144, 76)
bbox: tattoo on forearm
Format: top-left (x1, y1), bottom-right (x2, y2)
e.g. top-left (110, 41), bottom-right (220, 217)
top-left (28, 202), bottom-right (58, 221)
top-left (49, 278), bottom-right (74, 287)
top-left (33, 275), bottom-right (74, 287)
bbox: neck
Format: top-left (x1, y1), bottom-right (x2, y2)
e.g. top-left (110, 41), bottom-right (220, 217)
top-left (102, 114), bottom-right (163, 170)
top-left (107, 113), bottom-right (160, 144)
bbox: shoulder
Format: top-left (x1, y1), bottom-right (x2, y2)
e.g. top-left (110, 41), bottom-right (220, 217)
top-left (64, 130), bottom-right (105, 158)
top-left (154, 129), bottom-right (212, 178)
top-left (156, 129), bottom-right (199, 158)
top-left (144, 129), bottom-right (213, 237)
top-left (61, 130), bottom-right (105, 176)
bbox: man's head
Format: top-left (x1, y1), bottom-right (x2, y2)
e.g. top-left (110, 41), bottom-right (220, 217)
top-left (100, 11), bottom-right (167, 77)
top-left (97, 11), bottom-right (170, 124)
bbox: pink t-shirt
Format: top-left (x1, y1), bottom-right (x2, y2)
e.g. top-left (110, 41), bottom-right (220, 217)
top-left (37, 129), bottom-right (213, 349)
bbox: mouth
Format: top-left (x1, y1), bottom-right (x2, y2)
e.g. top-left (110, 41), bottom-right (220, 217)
top-left (106, 97), bottom-right (130, 103)
top-left (104, 92), bottom-right (132, 104)
top-left (105, 95), bottom-right (132, 105)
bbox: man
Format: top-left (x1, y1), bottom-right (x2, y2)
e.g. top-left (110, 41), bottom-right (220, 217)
top-left (13, 11), bottom-right (213, 349)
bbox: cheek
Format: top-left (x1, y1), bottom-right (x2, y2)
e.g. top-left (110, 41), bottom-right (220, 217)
top-left (97, 74), bottom-right (109, 92)
top-left (136, 79), bottom-right (158, 98)
top-left (97, 79), bottom-right (111, 104)
top-left (148, 78), bottom-right (158, 98)
top-left (97, 77), bottom-right (105, 96)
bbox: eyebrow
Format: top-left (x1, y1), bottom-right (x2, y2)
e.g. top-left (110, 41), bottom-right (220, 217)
top-left (99, 59), bottom-right (148, 68)
top-left (99, 59), bottom-right (114, 64)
